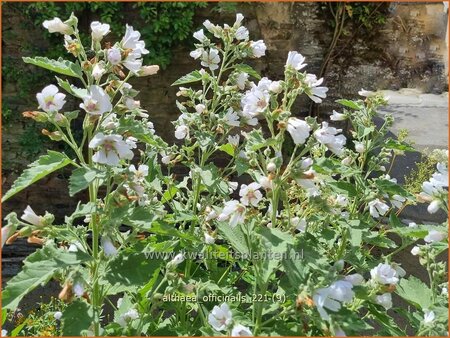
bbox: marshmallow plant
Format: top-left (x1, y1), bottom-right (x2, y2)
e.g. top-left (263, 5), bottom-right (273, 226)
top-left (2, 13), bottom-right (448, 337)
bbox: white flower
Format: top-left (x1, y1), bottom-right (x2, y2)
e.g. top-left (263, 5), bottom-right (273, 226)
top-left (195, 104), bottom-right (206, 114)
top-left (228, 181), bottom-right (239, 192)
top-left (427, 200), bottom-right (442, 214)
top-left (442, 287), bottom-right (448, 295)
top-left (390, 194), bottom-right (406, 209)
top-left (89, 133), bottom-right (134, 166)
top-left (204, 233), bottom-right (215, 244)
top-left (208, 303), bottom-right (232, 331)
top-left (68, 241), bottom-right (83, 252)
top-left (91, 21), bottom-right (110, 41)
top-left (129, 164), bottom-right (149, 181)
top-left (408, 222), bottom-right (417, 228)
top-left (267, 162), bottom-right (276, 173)
top-left (370, 263), bottom-right (399, 285)
top-left (235, 26), bottom-right (249, 40)
top-left (224, 109), bottom-right (240, 127)
top-left (259, 176), bottom-right (273, 190)
top-left (376, 293), bottom-right (392, 310)
top-left (193, 29), bottom-right (207, 42)
top-left (123, 50), bottom-right (143, 73)
top-left (101, 236), bottom-right (118, 257)
top-left (107, 47), bottom-right (122, 65)
top-left (206, 209), bottom-right (218, 221)
top-left (203, 20), bottom-right (222, 37)
top-left (239, 183), bottom-right (263, 207)
top-left (160, 151), bottom-right (173, 165)
top-left (241, 87), bottom-right (270, 116)
top-left (344, 273), bottom-right (364, 286)
top-left (36, 85), bottom-right (66, 113)
top-left (121, 25), bottom-right (149, 56)
top-left (286, 117), bottom-right (311, 145)
top-left (170, 253), bottom-right (185, 266)
top-left (313, 280), bottom-right (354, 320)
top-left (92, 62), bottom-right (106, 81)
top-left (217, 200), bottom-right (246, 227)
top-left (228, 135), bottom-right (240, 147)
top-left (241, 112), bottom-right (258, 126)
top-left (300, 157), bottom-right (313, 170)
top-left (21, 206), bottom-right (43, 226)
top-left (330, 110), bottom-right (346, 121)
top-left (80, 85), bottom-right (112, 116)
top-left (175, 125), bottom-right (189, 140)
top-left (139, 65), bottom-right (159, 76)
top-left (2, 329), bottom-right (7, 337)
top-left (43, 17), bottom-right (73, 35)
top-left (424, 230), bottom-right (446, 243)
top-left (292, 217), bottom-right (307, 232)
top-left (423, 309), bottom-right (435, 325)
top-left (250, 40), bottom-right (267, 58)
top-left (231, 324), bottom-right (252, 336)
top-left (234, 13), bottom-right (244, 27)
top-left (368, 199), bottom-right (389, 218)
top-left (411, 246), bottom-right (421, 256)
top-left (269, 81), bottom-right (282, 93)
top-left (124, 97), bottom-right (140, 110)
top-left (117, 309), bottom-right (139, 327)
top-left (236, 72), bottom-right (249, 90)
top-left (73, 281), bottom-right (84, 297)
top-left (358, 88), bottom-right (376, 97)
top-left (201, 49), bottom-right (221, 71)
top-left (190, 48), bottom-right (203, 59)
top-left (285, 51), bottom-right (307, 70)
top-left (54, 311), bottom-right (63, 320)
top-left (354, 141), bottom-right (365, 153)
top-left (335, 195), bottom-right (349, 207)
top-left (314, 122), bottom-right (346, 156)
top-left (305, 74), bottom-right (328, 103)
top-left (1, 224), bottom-right (15, 248)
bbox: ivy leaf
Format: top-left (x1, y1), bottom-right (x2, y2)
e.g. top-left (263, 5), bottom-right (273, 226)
top-left (23, 56), bottom-right (83, 78)
top-left (172, 70), bottom-right (202, 86)
top-left (2, 151), bottom-right (73, 202)
top-left (336, 99), bottom-right (362, 110)
top-left (234, 64), bottom-right (261, 80)
top-left (62, 300), bottom-right (93, 336)
top-left (396, 276), bottom-right (433, 309)
top-left (69, 167), bottom-right (105, 196)
top-left (2, 243), bottom-right (91, 310)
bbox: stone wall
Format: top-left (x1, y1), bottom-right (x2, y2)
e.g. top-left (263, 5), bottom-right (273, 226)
top-left (1, 2), bottom-right (448, 273)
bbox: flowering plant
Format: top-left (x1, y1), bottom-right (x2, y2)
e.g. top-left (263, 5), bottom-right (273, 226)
top-left (2, 13), bottom-right (448, 337)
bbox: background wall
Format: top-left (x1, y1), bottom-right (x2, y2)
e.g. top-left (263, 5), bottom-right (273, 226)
top-left (2, 2), bottom-right (448, 274)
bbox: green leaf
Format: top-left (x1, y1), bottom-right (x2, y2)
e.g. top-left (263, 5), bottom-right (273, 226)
top-left (336, 99), bottom-right (362, 110)
top-left (396, 276), bottom-right (433, 309)
top-left (219, 143), bottom-right (235, 156)
top-left (103, 243), bottom-right (163, 294)
top-left (56, 77), bottom-right (88, 98)
top-left (62, 300), bottom-right (93, 336)
top-left (234, 64), bottom-right (261, 80)
top-left (69, 167), bottom-right (105, 196)
top-left (2, 151), bottom-right (72, 202)
top-left (384, 139), bottom-right (416, 152)
top-left (217, 222), bottom-right (250, 256)
top-left (11, 320), bottom-right (27, 337)
top-left (2, 243), bottom-right (91, 310)
top-left (172, 70), bottom-right (202, 86)
top-left (23, 56), bottom-right (83, 78)
top-left (328, 181), bottom-right (358, 197)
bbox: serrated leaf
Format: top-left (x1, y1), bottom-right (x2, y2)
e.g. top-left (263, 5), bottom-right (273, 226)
top-left (56, 77), bottom-right (88, 98)
top-left (2, 151), bottom-right (72, 202)
top-left (217, 222), bottom-right (250, 255)
top-left (2, 243), bottom-right (91, 310)
top-left (396, 276), bottom-right (433, 309)
top-left (336, 99), bottom-right (362, 110)
top-left (172, 70), bottom-right (202, 86)
top-left (23, 56), bottom-right (83, 78)
top-left (234, 64), bottom-right (261, 80)
top-left (103, 243), bottom-right (163, 294)
top-left (69, 167), bottom-right (105, 196)
top-left (62, 300), bottom-right (93, 335)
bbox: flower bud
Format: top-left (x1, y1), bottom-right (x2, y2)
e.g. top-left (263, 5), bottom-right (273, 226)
top-left (138, 65), bottom-right (159, 77)
top-left (42, 129), bottom-right (63, 141)
top-left (267, 162), bottom-right (277, 172)
top-left (22, 111), bottom-right (48, 123)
